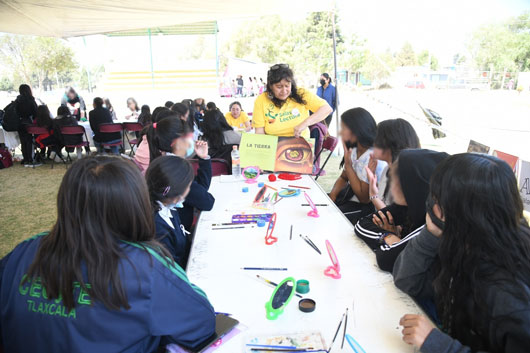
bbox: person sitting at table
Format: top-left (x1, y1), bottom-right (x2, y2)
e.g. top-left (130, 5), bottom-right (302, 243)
top-left (225, 101), bottom-right (251, 132)
top-left (181, 99), bottom-right (203, 141)
top-left (61, 87), bottom-right (86, 121)
top-left (206, 101), bottom-right (219, 112)
top-left (146, 155), bottom-right (195, 268)
top-left (35, 105), bottom-right (62, 160)
top-left (355, 149), bottom-right (448, 273)
top-left (201, 109), bottom-right (241, 161)
top-left (135, 116), bottom-right (215, 231)
top-left (252, 64), bottom-right (332, 138)
top-left (138, 105), bottom-right (152, 126)
top-left (0, 156), bottom-right (216, 352)
top-left (55, 105), bottom-right (85, 159)
top-left (165, 101), bottom-right (174, 108)
top-left (365, 119), bottom-right (421, 212)
top-left (125, 97), bottom-right (140, 121)
top-left (89, 97), bottom-right (121, 155)
top-left (394, 153), bottom-right (530, 353)
top-left (328, 107), bottom-right (386, 223)
top-left (103, 97), bottom-right (117, 121)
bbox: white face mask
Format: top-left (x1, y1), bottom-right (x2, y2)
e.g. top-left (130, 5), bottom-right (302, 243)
top-left (185, 137), bottom-right (195, 158)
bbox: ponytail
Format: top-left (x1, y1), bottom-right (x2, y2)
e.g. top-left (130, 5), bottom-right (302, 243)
top-left (144, 116), bottom-right (191, 162)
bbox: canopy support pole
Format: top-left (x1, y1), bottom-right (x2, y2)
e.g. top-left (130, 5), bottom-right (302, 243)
top-left (148, 28), bottom-right (155, 88)
top-left (82, 37), bottom-right (92, 93)
top-left (331, 9), bottom-right (339, 137)
top-left (215, 22), bottom-right (219, 78)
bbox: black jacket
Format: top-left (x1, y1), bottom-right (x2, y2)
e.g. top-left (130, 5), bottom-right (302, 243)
top-left (15, 95), bottom-right (37, 123)
top-left (89, 107), bottom-right (120, 142)
top-left (393, 227), bottom-right (530, 353)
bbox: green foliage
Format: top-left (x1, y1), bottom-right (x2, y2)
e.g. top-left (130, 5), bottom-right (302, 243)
top-left (0, 76), bottom-right (14, 91)
top-left (361, 50), bottom-right (395, 83)
top-left (469, 11), bottom-right (530, 72)
top-left (395, 42), bottom-right (417, 67)
top-left (0, 34), bottom-right (78, 90)
top-left (417, 50), bottom-right (438, 70)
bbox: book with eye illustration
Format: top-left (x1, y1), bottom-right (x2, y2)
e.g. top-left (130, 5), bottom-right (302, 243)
top-left (240, 133), bottom-right (315, 174)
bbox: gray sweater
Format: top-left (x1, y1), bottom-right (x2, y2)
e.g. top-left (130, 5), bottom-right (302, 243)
top-left (393, 227), bottom-right (530, 353)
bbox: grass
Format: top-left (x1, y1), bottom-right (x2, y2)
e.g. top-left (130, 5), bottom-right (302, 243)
top-left (0, 154), bottom-right (342, 258)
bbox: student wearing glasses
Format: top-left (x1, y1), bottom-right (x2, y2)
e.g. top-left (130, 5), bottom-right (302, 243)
top-left (252, 64), bottom-right (332, 138)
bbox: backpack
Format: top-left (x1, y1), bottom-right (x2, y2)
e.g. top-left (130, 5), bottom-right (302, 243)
top-left (1, 101), bottom-right (21, 132)
top-left (0, 147), bottom-right (13, 169)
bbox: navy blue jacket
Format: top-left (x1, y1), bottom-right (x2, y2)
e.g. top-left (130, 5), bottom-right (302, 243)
top-left (155, 209), bottom-right (190, 269)
top-left (0, 233), bottom-right (215, 353)
top-left (178, 158), bottom-right (215, 230)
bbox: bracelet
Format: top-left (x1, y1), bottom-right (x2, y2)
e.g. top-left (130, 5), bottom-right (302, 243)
top-left (378, 232), bottom-right (393, 244)
top-left (369, 195), bottom-right (378, 200)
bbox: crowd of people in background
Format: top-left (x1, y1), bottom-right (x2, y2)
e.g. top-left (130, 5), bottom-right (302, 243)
top-left (1, 63), bottom-right (529, 353)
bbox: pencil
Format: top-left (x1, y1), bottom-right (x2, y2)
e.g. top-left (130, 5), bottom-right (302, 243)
top-left (341, 308), bottom-right (349, 349)
top-left (256, 275), bottom-right (303, 298)
top-left (304, 235), bottom-right (321, 254)
top-left (273, 197), bottom-right (284, 205)
top-left (212, 226), bottom-right (248, 230)
top-left (288, 184), bottom-right (310, 190)
top-left (265, 184), bottom-right (278, 191)
top-left (241, 267), bottom-right (288, 271)
top-left (329, 313), bottom-right (345, 353)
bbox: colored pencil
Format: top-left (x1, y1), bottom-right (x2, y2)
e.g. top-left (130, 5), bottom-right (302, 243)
top-left (265, 184), bottom-right (278, 191)
top-left (241, 267), bottom-right (288, 271)
top-left (212, 226), bottom-right (247, 230)
top-left (301, 204), bottom-right (328, 206)
top-left (288, 184), bottom-right (310, 190)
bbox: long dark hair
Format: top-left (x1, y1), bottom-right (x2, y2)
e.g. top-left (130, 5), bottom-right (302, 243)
top-left (266, 64), bottom-right (306, 108)
top-left (170, 103), bottom-right (189, 119)
top-left (138, 104), bottom-right (152, 126)
top-left (35, 105), bottom-right (53, 129)
top-left (19, 84), bottom-right (33, 97)
top-left (145, 116), bottom-right (191, 162)
top-left (181, 99), bottom-right (198, 130)
top-left (339, 107), bottom-right (377, 167)
top-left (146, 155), bottom-right (195, 211)
top-left (103, 97), bottom-right (114, 112)
top-left (24, 156), bottom-right (169, 311)
top-left (374, 119), bottom-right (421, 162)
top-left (431, 153), bottom-right (530, 348)
top-left (201, 110), bottom-right (232, 150)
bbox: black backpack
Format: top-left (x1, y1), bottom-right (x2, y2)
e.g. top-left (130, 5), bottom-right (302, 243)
top-left (1, 101), bottom-right (22, 132)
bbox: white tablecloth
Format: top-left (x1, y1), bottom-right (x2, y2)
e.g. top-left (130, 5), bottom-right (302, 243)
top-left (0, 127), bottom-right (20, 150)
top-left (187, 174), bottom-right (426, 352)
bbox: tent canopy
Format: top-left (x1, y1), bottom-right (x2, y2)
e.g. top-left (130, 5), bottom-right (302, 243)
top-left (0, 0), bottom-right (330, 38)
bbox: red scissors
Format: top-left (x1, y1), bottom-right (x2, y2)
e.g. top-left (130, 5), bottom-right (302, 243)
top-left (265, 212), bottom-right (278, 245)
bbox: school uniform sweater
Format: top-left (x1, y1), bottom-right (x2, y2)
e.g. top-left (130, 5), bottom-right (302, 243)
top-left (393, 227), bottom-right (530, 353)
top-left (0, 233), bottom-right (215, 353)
top-left (178, 158), bottom-right (215, 230)
top-left (155, 207), bottom-right (190, 269)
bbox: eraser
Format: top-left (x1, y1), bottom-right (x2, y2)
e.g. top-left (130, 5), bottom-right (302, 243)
top-left (268, 174), bottom-right (277, 182)
top-left (258, 182), bottom-right (265, 187)
top-left (242, 187), bottom-right (249, 193)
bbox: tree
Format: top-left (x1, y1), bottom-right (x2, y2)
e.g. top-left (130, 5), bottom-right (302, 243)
top-left (395, 42), bottom-right (417, 67)
top-left (469, 23), bottom-right (518, 72)
top-left (417, 50), bottom-right (438, 70)
top-left (339, 34), bottom-right (367, 74)
top-left (361, 50), bottom-right (395, 84)
top-left (0, 35), bottom-right (78, 91)
top-left (0, 76), bottom-right (14, 91)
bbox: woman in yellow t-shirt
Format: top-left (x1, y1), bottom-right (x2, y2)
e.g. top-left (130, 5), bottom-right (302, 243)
top-left (252, 64), bottom-right (332, 138)
top-left (224, 101), bottom-right (251, 132)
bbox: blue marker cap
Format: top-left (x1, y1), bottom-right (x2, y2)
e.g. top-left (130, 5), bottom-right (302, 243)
top-left (258, 182), bottom-right (265, 187)
top-left (257, 219), bottom-right (266, 227)
top-left (242, 187), bottom-right (249, 193)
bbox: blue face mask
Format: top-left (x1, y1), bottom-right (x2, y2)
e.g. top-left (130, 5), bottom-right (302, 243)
top-left (168, 200), bottom-right (185, 209)
top-left (185, 138), bottom-right (195, 158)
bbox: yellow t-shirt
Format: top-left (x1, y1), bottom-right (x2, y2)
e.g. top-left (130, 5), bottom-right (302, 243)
top-left (225, 111), bottom-right (250, 129)
top-left (252, 88), bottom-right (327, 138)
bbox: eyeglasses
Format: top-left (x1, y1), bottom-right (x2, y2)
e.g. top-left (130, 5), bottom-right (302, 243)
top-left (265, 212), bottom-right (278, 245)
top-left (269, 63), bottom-right (289, 71)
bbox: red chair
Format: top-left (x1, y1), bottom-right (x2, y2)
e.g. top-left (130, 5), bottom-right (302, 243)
top-left (314, 136), bottom-right (338, 180)
top-left (98, 123), bottom-right (123, 154)
top-left (60, 125), bottom-right (90, 163)
top-left (26, 125), bottom-right (65, 169)
top-left (122, 122), bottom-right (143, 156)
top-left (188, 158), bottom-right (230, 177)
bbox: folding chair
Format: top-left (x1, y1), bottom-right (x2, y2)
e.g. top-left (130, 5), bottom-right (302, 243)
top-left (313, 135), bottom-right (338, 181)
top-left (60, 125), bottom-right (90, 163)
top-left (98, 123), bottom-right (123, 154)
top-left (122, 122), bottom-right (143, 156)
top-left (188, 158), bottom-right (230, 177)
top-left (26, 125), bottom-right (65, 169)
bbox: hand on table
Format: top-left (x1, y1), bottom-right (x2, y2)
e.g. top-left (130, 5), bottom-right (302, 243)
top-left (195, 140), bottom-right (209, 159)
top-left (400, 314), bottom-right (435, 348)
